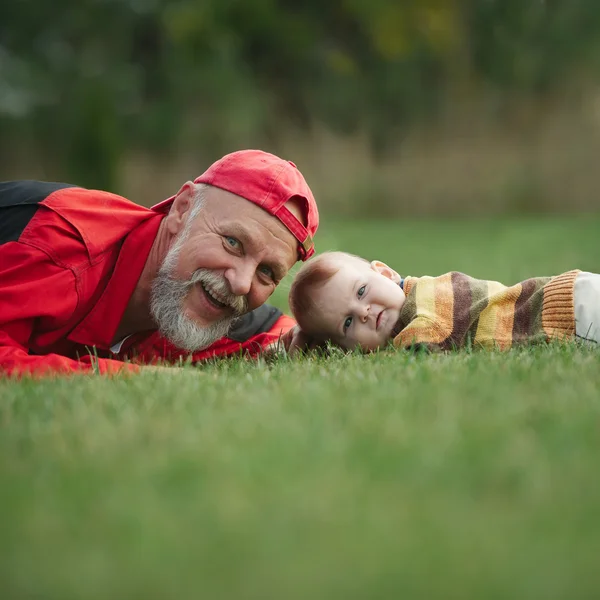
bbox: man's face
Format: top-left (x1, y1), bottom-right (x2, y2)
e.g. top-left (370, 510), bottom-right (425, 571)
top-left (310, 256), bottom-right (406, 352)
top-left (150, 185), bottom-right (298, 351)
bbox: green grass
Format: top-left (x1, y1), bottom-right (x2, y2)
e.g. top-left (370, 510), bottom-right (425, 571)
top-left (2, 215), bottom-right (600, 600)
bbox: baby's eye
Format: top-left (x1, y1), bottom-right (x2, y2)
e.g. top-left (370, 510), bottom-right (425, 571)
top-left (357, 285), bottom-right (366, 298)
top-left (343, 316), bottom-right (353, 332)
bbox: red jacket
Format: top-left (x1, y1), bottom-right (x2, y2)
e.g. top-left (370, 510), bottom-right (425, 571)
top-left (0, 181), bottom-right (295, 377)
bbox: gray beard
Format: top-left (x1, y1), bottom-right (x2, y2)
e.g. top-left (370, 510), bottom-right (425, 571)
top-left (150, 234), bottom-right (248, 352)
top-left (150, 271), bottom-right (234, 352)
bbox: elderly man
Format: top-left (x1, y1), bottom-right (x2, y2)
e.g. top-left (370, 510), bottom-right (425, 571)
top-left (0, 149), bottom-right (318, 376)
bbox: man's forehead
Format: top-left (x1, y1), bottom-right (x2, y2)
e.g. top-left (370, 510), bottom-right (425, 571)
top-left (208, 187), bottom-right (296, 237)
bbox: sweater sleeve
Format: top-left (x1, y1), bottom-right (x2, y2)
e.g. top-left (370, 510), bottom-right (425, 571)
top-left (392, 316), bottom-right (446, 352)
top-left (0, 242), bottom-right (139, 377)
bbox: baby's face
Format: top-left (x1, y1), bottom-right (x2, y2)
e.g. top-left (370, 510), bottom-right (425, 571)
top-left (310, 257), bottom-right (406, 351)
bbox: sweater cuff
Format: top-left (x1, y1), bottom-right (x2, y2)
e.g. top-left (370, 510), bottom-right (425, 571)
top-left (542, 269), bottom-right (580, 339)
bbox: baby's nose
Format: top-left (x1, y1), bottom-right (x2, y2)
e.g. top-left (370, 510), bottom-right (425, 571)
top-left (360, 305), bottom-right (370, 322)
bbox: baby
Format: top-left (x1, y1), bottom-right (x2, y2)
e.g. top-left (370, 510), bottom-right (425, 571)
top-left (288, 251), bottom-right (600, 352)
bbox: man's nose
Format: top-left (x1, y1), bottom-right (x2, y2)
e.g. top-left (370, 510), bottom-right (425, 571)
top-left (224, 262), bottom-right (254, 297)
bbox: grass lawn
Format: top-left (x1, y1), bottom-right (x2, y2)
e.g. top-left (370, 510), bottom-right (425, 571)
top-left (2, 215), bottom-right (600, 599)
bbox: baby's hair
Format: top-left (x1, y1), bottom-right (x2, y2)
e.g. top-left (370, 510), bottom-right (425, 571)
top-left (289, 251), bottom-right (368, 336)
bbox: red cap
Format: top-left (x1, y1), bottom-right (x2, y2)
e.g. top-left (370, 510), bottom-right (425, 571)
top-left (153, 149), bottom-right (319, 260)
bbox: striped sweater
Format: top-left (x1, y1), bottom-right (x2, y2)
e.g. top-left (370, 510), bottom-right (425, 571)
top-left (392, 270), bottom-right (580, 351)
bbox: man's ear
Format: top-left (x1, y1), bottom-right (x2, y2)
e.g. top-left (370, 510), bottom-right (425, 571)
top-left (370, 260), bottom-right (401, 284)
top-left (165, 181), bottom-right (195, 236)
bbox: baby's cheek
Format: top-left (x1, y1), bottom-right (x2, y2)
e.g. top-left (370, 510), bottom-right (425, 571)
top-left (356, 333), bottom-right (374, 351)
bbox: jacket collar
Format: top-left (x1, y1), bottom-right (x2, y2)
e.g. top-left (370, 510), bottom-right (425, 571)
top-left (68, 213), bottom-right (164, 348)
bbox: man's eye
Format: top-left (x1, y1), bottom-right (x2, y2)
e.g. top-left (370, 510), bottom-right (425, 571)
top-left (258, 264), bottom-right (274, 280)
top-left (343, 316), bottom-right (353, 331)
top-left (225, 236), bottom-right (241, 249)
top-left (358, 285), bottom-right (366, 297)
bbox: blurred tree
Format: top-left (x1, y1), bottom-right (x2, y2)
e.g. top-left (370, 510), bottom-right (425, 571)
top-left (1, 0), bottom-right (599, 188)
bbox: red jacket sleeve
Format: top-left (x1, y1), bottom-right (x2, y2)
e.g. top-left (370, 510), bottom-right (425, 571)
top-left (0, 242), bottom-right (139, 377)
top-left (125, 314), bottom-right (297, 365)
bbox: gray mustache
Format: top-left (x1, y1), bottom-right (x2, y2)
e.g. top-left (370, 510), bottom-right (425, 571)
top-left (189, 269), bottom-right (248, 316)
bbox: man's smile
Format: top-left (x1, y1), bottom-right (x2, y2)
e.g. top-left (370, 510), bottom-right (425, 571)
top-left (193, 283), bottom-right (234, 319)
top-left (200, 280), bottom-right (230, 309)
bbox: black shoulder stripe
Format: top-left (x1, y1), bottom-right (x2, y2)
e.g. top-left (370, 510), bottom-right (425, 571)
top-left (0, 180), bottom-right (77, 208)
top-left (0, 180), bottom-right (76, 244)
top-left (227, 304), bottom-right (283, 342)
top-left (0, 204), bottom-right (40, 244)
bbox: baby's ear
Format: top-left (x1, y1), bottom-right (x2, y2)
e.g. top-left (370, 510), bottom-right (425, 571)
top-left (370, 260), bottom-right (401, 284)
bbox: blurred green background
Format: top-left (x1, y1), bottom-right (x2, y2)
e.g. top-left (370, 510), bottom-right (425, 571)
top-left (3, 0), bottom-right (600, 217)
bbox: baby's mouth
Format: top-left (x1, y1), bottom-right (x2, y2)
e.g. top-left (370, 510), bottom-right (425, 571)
top-left (376, 310), bottom-right (384, 330)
